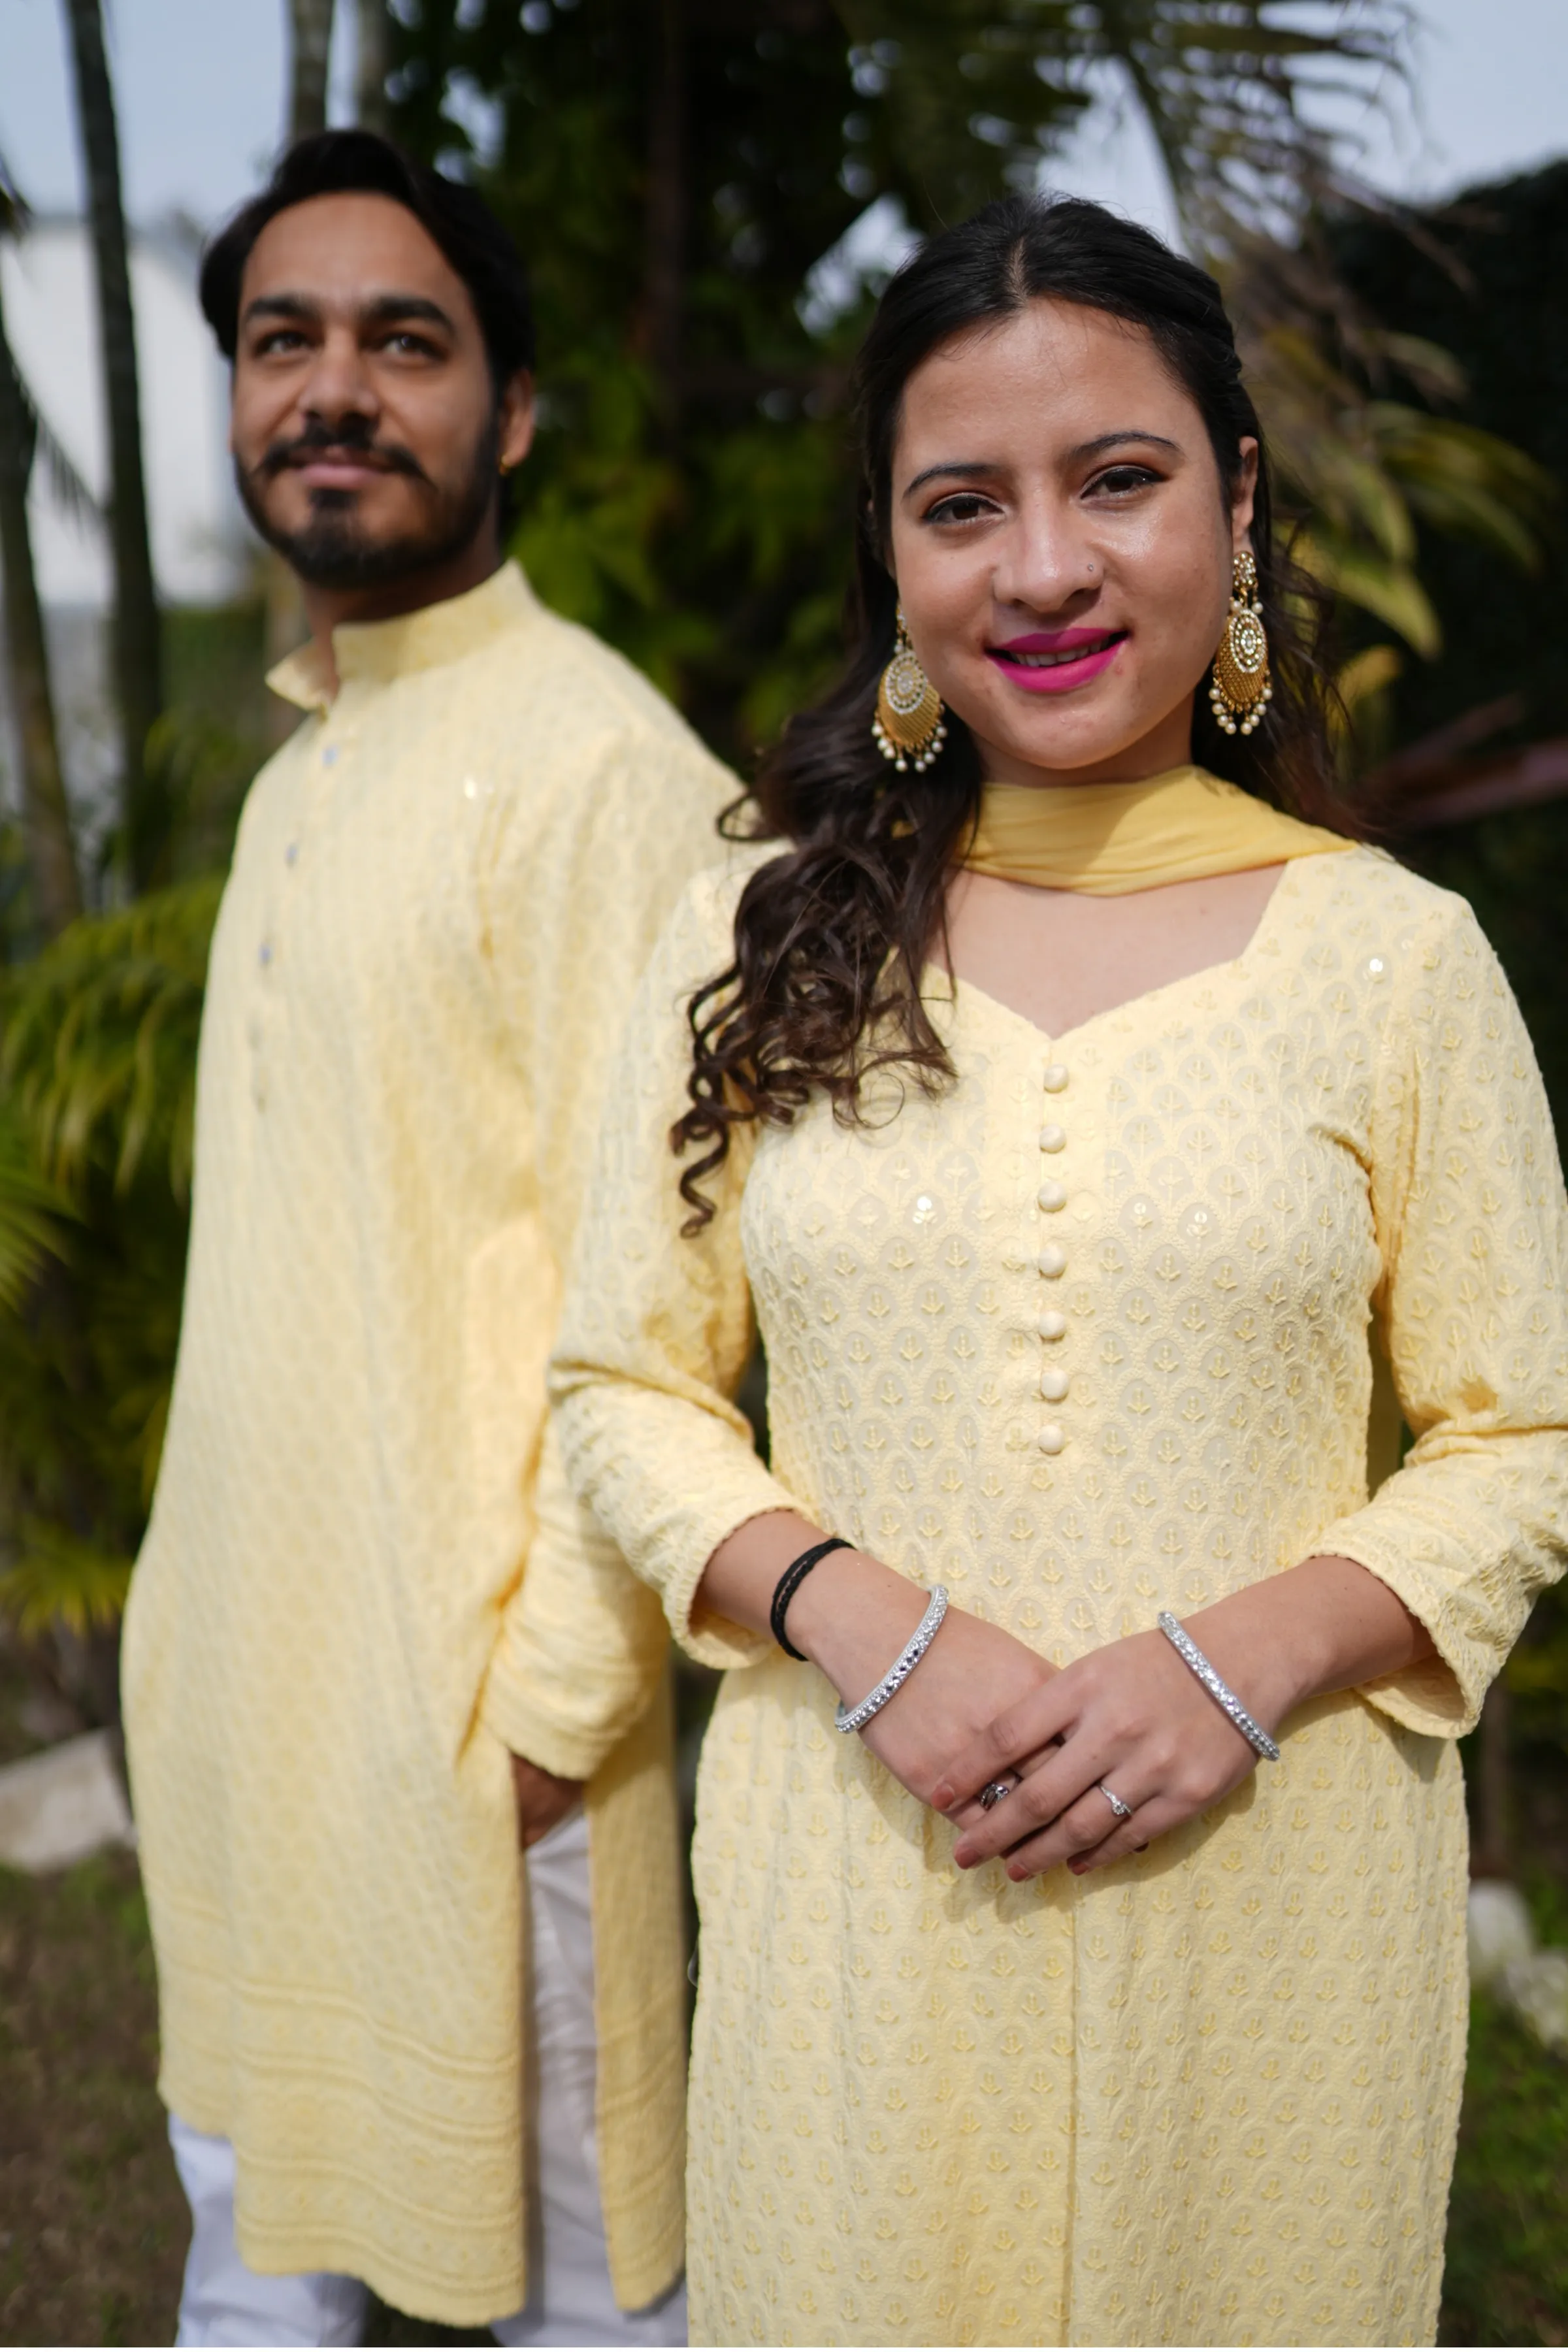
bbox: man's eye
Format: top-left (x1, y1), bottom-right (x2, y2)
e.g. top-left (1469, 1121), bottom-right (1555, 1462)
top-left (256, 330), bottom-right (306, 355)
top-left (382, 332), bottom-right (440, 357)
top-left (924, 493), bottom-right (998, 525)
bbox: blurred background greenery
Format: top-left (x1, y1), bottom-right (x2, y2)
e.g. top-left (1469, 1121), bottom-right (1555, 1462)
top-left (0, 0), bottom-right (1566, 2340)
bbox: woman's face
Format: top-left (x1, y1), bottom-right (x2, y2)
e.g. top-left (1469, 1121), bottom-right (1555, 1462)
top-left (885, 298), bottom-right (1258, 788)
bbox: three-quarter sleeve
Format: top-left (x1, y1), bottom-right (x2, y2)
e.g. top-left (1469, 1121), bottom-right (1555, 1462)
top-left (480, 1417), bottom-right (672, 1778)
top-left (548, 862), bottom-right (798, 1669)
top-left (1316, 893), bottom-right (1568, 1735)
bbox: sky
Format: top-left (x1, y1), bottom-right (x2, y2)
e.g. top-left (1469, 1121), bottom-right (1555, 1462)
top-left (1, 0), bottom-right (1567, 241)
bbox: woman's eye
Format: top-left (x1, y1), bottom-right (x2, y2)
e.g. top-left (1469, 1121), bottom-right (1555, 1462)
top-left (924, 492), bottom-right (1000, 526)
top-left (1088, 465), bottom-right (1161, 497)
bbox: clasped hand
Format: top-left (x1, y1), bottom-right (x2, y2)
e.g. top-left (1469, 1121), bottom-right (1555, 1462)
top-left (789, 1549), bottom-right (1275, 1882)
top-left (930, 1620), bottom-right (1269, 1880)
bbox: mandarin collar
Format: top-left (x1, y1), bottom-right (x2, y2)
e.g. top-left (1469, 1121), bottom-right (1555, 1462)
top-left (266, 559), bottom-right (539, 713)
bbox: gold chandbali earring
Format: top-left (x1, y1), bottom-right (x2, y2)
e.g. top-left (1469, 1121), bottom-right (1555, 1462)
top-left (1208, 548), bottom-right (1272, 737)
top-left (873, 606), bottom-right (947, 773)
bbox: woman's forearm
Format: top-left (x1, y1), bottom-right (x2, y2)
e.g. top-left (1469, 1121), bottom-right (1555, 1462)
top-left (698, 1512), bottom-right (930, 1699)
top-left (1186, 1553), bottom-right (1437, 1729)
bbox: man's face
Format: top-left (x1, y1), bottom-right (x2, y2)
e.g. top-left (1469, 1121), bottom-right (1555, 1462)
top-left (230, 191), bottom-right (533, 591)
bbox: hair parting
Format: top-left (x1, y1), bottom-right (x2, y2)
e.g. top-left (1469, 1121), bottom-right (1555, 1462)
top-left (672, 193), bottom-right (1352, 1228)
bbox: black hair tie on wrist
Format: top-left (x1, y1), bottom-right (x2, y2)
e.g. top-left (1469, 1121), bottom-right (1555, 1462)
top-left (770, 1537), bottom-right (852, 1661)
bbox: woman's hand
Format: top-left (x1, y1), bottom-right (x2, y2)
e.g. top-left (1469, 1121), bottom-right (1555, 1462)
top-left (697, 1510), bottom-right (1056, 1809)
top-left (933, 1554), bottom-right (1435, 1878)
top-left (794, 1569), bottom-right (1058, 1808)
top-left (932, 1621), bottom-right (1268, 1878)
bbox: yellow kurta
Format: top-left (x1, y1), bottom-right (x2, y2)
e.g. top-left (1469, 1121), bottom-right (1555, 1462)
top-left (120, 563), bottom-right (732, 2325)
top-left (545, 843), bottom-right (1568, 2347)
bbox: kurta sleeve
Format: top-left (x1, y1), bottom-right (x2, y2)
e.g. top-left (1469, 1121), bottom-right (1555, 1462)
top-left (547, 863), bottom-right (800, 1671)
top-left (1315, 892), bottom-right (1568, 1736)
top-left (478, 707), bottom-right (733, 1766)
top-left (480, 1418), bottom-right (673, 1778)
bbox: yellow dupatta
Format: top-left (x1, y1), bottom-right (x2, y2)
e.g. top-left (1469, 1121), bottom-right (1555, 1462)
top-left (961, 763), bottom-right (1352, 894)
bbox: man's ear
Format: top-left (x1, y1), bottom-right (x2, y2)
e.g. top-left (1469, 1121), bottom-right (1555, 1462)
top-left (498, 371), bottom-right (536, 473)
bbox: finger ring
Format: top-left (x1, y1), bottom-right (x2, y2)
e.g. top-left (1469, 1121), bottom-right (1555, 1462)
top-left (1098, 1782), bottom-right (1133, 1821)
top-left (979, 1780), bottom-right (1014, 1811)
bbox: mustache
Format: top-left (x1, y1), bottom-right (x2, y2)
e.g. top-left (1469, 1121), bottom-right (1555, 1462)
top-left (257, 418), bottom-right (429, 483)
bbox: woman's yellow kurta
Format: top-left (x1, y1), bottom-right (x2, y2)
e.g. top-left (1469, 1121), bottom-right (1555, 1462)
top-left (545, 843), bottom-right (1568, 2348)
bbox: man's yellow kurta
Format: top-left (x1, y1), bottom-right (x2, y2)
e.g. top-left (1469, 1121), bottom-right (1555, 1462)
top-left (121, 563), bottom-right (731, 2326)
top-left (545, 845), bottom-right (1568, 2347)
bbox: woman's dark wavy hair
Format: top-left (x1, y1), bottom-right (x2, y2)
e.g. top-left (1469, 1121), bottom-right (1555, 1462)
top-left (674, 193), bottom-right (1348, 1230)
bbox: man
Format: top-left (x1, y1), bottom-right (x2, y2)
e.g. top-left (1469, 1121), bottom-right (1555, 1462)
top-left (122, 130), bottom-right (728, 2346)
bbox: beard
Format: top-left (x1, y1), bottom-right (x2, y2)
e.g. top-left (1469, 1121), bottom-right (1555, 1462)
top-left (237, 412), bottom-right (500, 591)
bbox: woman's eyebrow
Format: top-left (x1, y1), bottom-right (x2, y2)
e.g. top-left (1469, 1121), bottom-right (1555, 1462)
top-left (901, 429), bottom-right (1183, 502)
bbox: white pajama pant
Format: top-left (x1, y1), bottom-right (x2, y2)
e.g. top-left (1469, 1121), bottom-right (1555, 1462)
top-left (169, 1807), bottom-right (687, 2347)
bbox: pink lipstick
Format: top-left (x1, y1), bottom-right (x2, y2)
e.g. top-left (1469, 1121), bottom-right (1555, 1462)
top-left (987, 628), bottom-right (1126, 694)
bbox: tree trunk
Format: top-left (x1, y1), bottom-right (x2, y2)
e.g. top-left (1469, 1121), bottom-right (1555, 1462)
top-left (288, 0), bottom-right (338, 142)
top-left (641, 0), bottom-right (685, 416)
top-left (1475, 1674), bottom-right (1512, 1877)
top-left (354, 0), bottom-right (390, 135)
top-left (61, 0), bottom-right (167, 891)
top-left (0, 287), bottom-right (83, 936)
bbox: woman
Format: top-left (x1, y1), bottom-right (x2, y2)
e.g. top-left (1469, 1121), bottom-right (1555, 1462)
top-left (544, 197), bottom-right (1568, 2346)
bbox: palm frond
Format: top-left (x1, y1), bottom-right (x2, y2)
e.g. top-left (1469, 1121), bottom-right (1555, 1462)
top-left (1, 876), bottom-right (222, 1201)
top-left (0, 1105), bottom-right (71, 1313)
top-left (0, 1523), bottom-right (132, 1638)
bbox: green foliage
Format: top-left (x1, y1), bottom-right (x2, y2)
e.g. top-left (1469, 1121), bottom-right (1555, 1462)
top-left (387, 0), bottom-right (1429, 760)
top-left (1440, 1994), bottom-right (1568, 2346)
top-left (0, 881), bottom-right (219, 1661)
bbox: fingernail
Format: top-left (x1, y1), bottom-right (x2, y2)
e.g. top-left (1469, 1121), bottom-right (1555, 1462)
top-left (1069, 1859), bottom-right (1088, 1875)
top-left (1007, 1864), bottom-right (1027, 1882)
top-left (930, 1783), bottom-right (954, 1810)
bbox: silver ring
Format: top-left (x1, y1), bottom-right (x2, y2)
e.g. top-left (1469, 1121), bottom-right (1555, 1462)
top-left (978, 1780), bottom-right (1014, 1811)
top-left (1098, 1782), bottom-right (1133, 1821)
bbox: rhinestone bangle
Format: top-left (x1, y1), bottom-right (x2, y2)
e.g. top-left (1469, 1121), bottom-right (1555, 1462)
top-left (836, 1586), bottom-right (949, 1735)
top-left (1157, 1610), bottom-right (1281, 1762)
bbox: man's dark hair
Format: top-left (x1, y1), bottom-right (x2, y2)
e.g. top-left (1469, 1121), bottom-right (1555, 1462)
top-left (199, 129), bottom-right (534, 385)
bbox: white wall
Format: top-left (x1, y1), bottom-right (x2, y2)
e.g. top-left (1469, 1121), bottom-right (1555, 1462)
top-left (1, 217), bottom-right (246, 612)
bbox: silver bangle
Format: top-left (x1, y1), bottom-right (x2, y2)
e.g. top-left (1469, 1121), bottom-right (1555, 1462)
top-left (1157, 1610), bottom-right (1281, 1763)
top-left (836, 1586), bottom-right (949, 1735)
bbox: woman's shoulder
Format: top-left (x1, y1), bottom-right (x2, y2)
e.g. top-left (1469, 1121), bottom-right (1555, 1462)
top-left (645, 838), bottom-right (789, 988)
top-left (659, 838), bottom-right (790, 945)
top-left (1284, 841), bottom-right (1491, 965)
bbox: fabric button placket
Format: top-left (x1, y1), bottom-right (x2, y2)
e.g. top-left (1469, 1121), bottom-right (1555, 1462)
top-left (1036, 1060), bottom-right (1070, 1454)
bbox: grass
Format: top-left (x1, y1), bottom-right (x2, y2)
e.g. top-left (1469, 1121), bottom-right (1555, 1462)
top-left (1439, 1993), bottom-right (1568, 2346)
top-left (0, 1852), bottom-right (184, 2346)
top-left (0, 1840), bottom-right (1564, 2345)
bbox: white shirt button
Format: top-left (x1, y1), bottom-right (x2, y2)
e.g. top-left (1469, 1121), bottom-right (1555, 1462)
top-left (1038, 1243), bottom-right (1067, 1279)
top-left (1037, 1181), bottom-right (1066, 1213)
top-left (1042, 1063), bottom-right (1069, 1093)
top-left (1036, 1423), bottom-right (1066, 1455)
top-left (258, 941), bottom-right (273, 968)
top-left (1040, 1367), bottom-right (1068, 1403)
top-left (1038, 1309), bottom-right (1066, 1340)
top-left (285, 842), bottom-right (299, 866)
top-left (321, 745), bottom-right (338, 767)
top-left (1039, 1122), bottom-right (1066, 1152)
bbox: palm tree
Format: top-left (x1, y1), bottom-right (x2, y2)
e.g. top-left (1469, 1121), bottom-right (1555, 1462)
top-left (0, 174), bottom-right (84, 938)
top-left (355, 0), bottom-right (391, 135)
top-left (288, 0), bottom-right (338, 140)
top-left (60, 0), bottom-right (167, 890)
